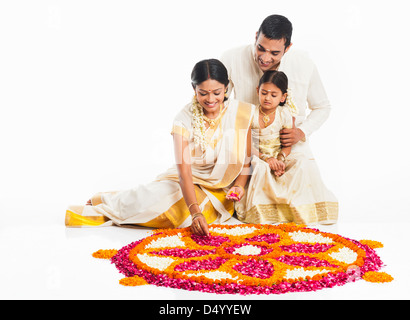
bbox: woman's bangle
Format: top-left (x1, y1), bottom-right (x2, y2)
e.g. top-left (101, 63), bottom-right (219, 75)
top-left (234, 185), bottom-right (245, 194)
top-left (278, 152), bottom-right (286, 162)
top-left (188, 202), bottom-right (199, 211)
top-left (191, 212), bottom-right (204, 221)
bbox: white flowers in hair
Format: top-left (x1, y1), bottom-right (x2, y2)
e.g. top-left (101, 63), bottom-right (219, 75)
top-left (190, 96), bottom-right (208, 152)
top-left (284, 88), bottom-right (299, 117)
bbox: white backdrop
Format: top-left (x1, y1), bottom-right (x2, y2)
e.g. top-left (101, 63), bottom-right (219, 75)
top-left (1, 0), bottom-right (409, 225)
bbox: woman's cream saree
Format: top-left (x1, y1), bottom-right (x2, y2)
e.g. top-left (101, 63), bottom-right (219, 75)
top-left (65, 99), bottom-right (255, 228)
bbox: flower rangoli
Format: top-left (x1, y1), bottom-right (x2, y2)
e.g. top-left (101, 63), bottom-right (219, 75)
top-left (93, 223), bottom-right (393, 295)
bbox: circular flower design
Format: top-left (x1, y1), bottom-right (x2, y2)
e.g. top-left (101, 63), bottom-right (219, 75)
top-left (94, 223), bottom-right (393, 295)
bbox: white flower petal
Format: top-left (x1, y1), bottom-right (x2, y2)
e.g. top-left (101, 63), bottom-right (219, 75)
top-left (145, 234), bottom-right (185, 249)
top-left (210, 226), bottom-right (257, 236)
top-left (284, 267), bottom-right (330, 280)
top-left (289, 231), bottom-right (333, 244)
top-left (233, 245), bottom-right (261, 256)
top-left (137, 253), bottom-right (175, 271)
top-left (329, 247), bottom-right (358, 264)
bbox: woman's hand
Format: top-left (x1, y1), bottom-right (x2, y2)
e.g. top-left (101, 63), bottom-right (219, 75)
top-left (190, 213), bottom-right (209, 236)
top-left (226, 186), bottom-right (245, 202)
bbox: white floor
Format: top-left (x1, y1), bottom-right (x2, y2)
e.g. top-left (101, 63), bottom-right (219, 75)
top-left (1, 0), bottom-right (410, 302)
top-left (1, 215), bottom-right (409, 300)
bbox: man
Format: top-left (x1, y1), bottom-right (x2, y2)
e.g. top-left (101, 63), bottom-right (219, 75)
top-left (221, 14), bottom-right (338, 224)
top-left (221, 14), bottom-right (331, 158)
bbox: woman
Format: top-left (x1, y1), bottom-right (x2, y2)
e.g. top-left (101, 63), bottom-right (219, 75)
top-left (65, 59), bottom-right (255, 235)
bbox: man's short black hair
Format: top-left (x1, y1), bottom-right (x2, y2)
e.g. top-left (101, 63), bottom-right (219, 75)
top-left (257, 15), bottom-right (293, 49)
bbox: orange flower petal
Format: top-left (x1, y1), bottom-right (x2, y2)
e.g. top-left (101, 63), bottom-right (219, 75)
top-left (359, 240), bottom-right (384, 249)
top-left (95, 223), bottom-right (393, 294)
top-left (119, 275), bottom-right (148, 286)
top-left (362, 271), bottom-right (394, 283)
top-left (92, 249), bottom-right (118, 259)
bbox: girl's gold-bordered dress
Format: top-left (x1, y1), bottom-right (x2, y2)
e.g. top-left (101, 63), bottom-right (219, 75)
top-left (235, 106), bottom-right (338, 225)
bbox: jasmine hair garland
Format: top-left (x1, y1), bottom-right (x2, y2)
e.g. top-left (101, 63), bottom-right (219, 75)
top-left (191, 95), bottom-right (227, 152)
top-left (190, 95), bottom-right (208, 152)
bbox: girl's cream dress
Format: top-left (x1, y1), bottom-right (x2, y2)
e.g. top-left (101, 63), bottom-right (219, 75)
top-left (235, 106), bottom-right (338, 225)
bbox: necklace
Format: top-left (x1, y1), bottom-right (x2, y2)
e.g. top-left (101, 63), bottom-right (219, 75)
top-left (203, 105), bottom-right (224, 129)
top-left (259, 106), bottom-right (277, 127)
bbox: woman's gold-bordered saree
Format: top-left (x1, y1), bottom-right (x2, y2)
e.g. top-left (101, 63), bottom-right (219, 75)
top-left (65, 99), bottom-right (255, 228)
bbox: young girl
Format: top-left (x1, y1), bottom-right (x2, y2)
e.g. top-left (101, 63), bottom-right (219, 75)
top-left (235, 70), bottom-right (338, 225)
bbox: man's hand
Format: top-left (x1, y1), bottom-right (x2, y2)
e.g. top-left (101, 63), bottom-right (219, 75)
top-left (280, 117), bottom-right (305, 147)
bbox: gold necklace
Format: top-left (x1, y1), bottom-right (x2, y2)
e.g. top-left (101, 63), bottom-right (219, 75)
top-left (259, 106), bottom-right (277, 127)
top-left (203, 104), bottom-right (224, 129)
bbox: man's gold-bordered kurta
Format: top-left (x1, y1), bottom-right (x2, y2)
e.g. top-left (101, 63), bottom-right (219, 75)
top-left (65, 99), bottom-right (254, 228)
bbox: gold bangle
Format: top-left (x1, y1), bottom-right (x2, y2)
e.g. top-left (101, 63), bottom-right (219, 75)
top-left (277, 152), bottom-right (285, 161)
top-left (191, 212), bottom-right (203, 221)
top-left (188, 202), bottom-right (199, 211)
top-left (234, 185), bottom-right (245, 194)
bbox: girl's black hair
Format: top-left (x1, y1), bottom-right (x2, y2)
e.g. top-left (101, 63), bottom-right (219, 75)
top-left (191, 59), bottom-right (229, 101)
top-left (258, 70), bottom-right (288, 106)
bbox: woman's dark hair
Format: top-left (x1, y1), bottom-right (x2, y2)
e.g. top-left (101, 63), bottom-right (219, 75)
top-left (258, 70), bottom-right (288, 106)
top-left (191, 59), bottom-right (229, 101)
top-left (257, 14), bottom-right (293, 49)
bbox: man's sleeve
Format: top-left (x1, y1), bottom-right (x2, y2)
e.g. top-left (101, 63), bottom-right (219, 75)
top-left (298, 63), bottom-right (331, 138)
top-left (220, 50), bottom-right (235, 99)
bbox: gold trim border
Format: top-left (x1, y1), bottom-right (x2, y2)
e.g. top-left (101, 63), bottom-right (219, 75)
top-left (237, 201), bottom-right (338, 225)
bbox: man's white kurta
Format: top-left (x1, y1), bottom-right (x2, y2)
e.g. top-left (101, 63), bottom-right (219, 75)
top-left (221, 45), bottom-right (331, 158)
